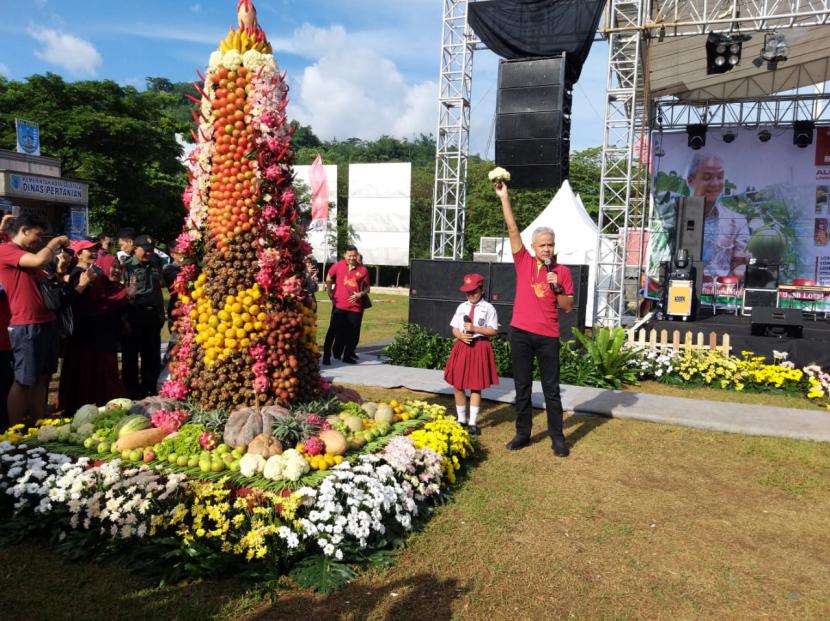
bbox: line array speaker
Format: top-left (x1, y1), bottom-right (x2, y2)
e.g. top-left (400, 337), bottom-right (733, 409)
top-left (495, 56), bottom-right (571, 189)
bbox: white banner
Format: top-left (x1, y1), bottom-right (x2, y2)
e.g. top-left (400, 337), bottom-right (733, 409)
top-left (294, 164), bottom-right (337, 262)
top-left (348, 163), bottom-right (411, 266)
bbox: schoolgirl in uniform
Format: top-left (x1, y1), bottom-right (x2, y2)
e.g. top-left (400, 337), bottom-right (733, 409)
top-left (443, 273), bottom-right (499, 434)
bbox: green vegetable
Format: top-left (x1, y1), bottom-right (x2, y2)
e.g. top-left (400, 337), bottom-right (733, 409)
top-left (71, 404), bottom-right (100, 431)
top-left (155, 423), bottom-right (206, 461)
top-left (115, 415), bottom-right (151, 439)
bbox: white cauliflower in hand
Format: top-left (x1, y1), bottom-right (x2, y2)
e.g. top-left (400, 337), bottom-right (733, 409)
top-left (488, 167), bottom-right (511, 183)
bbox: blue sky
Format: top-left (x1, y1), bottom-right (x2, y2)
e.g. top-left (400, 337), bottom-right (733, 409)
top-left (0, 0), bottom-right (608, 155)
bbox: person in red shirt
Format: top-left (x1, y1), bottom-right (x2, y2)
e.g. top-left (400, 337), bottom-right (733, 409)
top-left (322, 245), bottom-right (370, 365)
top-left (495, 182), bottom-right (575, 457)
top-left (0, 215), bottom-right (70, 426)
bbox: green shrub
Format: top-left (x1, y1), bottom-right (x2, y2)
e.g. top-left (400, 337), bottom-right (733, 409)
top-left (571, 327), bottom-right (639, 389)
top-left (382, 324), bottom-right (454, 369)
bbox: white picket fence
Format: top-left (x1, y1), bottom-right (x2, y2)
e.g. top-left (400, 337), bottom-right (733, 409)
top-left (626, 328), bottom-right (731, 356)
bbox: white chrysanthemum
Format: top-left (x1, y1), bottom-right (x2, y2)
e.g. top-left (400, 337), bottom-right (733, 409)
top-left (208, 51), bottom-right (223, 71)
top-left (222, 50), bottom-right (243, 70)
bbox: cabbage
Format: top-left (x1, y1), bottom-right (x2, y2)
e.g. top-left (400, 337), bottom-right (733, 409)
top-left (71, 404), bottom-right (100, 431)
top-left (76, 423), bottom-right (94, 438)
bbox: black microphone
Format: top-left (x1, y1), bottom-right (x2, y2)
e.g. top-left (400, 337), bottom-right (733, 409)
top-left (462, 315), bottom-right (473, 345)
top-left (544, 258), bottom-right (555, 293)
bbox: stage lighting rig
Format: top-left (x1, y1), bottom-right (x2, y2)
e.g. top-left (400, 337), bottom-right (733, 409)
top-left (761, 32), bottom-right (788, 63)
top-left (758, 129), bottom-right (771, 142)
top-left (706, 33), bottom-right (750, 74)
top-left (793, 121), bottom-right (814, 148)
top-left (686, 124), bottom-right (707, 150)
top-left (722, 130), bottom-right (737, 143)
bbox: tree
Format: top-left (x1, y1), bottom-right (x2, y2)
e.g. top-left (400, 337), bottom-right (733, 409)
top-left (0, 73), bottom-right (187, 241)
top-left (568, 146), bottom-right (602, 219)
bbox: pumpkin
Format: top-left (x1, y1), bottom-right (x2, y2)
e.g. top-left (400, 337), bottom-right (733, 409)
top-left (247, 433), bottom-right (283, 458)
top-left (319, 429), bottom-right (347, 456)
top-left (129, 396), bottom-right (181, 417)
top-left (330, 384), bottom-right (364, 405)
top-left (223, 405), bottom-right (290, 449)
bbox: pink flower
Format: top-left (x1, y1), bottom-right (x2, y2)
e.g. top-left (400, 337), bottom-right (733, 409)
top-left (181, 187), bottom-right (193, 208)
top-left (265, 164), bottom-right (281, 181)
top-left (281, 275), bottom-right (302, 298)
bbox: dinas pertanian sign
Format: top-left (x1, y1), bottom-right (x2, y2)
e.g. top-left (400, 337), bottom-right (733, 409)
top-left (0, 172), bottom-right (88, 205)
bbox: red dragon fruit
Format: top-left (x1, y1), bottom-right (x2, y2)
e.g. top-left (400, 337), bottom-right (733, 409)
top-left (199, 431), bottom-right (219, 451)
top-left (304, 436), bottom-right (324, 456)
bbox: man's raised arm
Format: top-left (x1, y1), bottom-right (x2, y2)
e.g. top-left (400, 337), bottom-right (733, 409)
top-left (494, 183), bottom-right (523, 254)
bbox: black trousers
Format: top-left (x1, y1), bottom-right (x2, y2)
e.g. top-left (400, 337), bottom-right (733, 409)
top-left (122, 307), bottom-right (163, 400)
top-left (323, 308), bottom-right (362, 360)
top-left (509, 326), bottom-right (564, 445)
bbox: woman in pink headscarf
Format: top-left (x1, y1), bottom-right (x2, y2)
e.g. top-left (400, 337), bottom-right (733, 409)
top-left (57, 254), bottom-right (131, 413)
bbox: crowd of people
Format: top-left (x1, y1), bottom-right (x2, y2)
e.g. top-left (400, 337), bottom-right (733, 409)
top-left (0, 218), bottom-right (186, 429)
top-left (0, 213), bottom-right (368, 432)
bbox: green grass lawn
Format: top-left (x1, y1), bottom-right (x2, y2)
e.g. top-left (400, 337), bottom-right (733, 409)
top-left (314, 291), bottom-right (409, 347)
top-left (4, 385), bottom-right (830, 620)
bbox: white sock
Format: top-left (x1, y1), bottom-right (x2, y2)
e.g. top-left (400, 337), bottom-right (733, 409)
top-left (469, 406), bottom-right (480, 427)
top-left (456, 405), bottom-right (467, 424)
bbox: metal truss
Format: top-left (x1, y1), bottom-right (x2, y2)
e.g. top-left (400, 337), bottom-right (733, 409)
top-left (431, 0), bottom-right (477, 260)
top-left (595, 0), bottom-right (649, 327)
top-left (656, 92), bottom-right (830, 128)
top-left (645, 0), bottom-right (830, 36)
top-left (594, 0), bottom-right (830, 328)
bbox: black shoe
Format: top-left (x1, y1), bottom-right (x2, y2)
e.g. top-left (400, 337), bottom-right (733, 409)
top-left (322, 356), bottom-right (331, 365)
top-left (467, 424), bottom-right (480, 436)
top-left (333, 353), bottom-right (342, 360)
top-left (505, 436), bottom-right (529, 451)
top-left (342, 356), bottom-right (358, 364)
top-left (553, 441), bottom-right (570, 458)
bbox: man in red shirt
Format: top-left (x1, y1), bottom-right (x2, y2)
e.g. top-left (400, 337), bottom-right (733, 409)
top-left (0, 215), bottom-right (70, 426)
top-left (495, 182), bottom-right (575, 457)
top-left (322, 245), bottom-right (370, 365)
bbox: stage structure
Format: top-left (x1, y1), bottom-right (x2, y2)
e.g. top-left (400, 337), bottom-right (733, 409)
top-left (430, 0), bottom-right (830, 327)
top-left (431, 0), bottom-right (484, 260)
top-left (595, 0), bottom-right (830, 327)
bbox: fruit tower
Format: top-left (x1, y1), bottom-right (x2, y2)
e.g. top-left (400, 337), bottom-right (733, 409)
top-left (162, 0), bottom-right (323, 410)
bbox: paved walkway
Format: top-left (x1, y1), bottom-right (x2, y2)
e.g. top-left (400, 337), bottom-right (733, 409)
top-left (322, 353), bottom-right (830, 443)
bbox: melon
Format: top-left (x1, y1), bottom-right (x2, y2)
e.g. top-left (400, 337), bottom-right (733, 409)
top-left (361, 402), bottom-right (378, 417)
top-left (319, 429), bottom-right (347, 456)
top-left (374, 404), bottom-right (394, 424)
top-left (343, 415), bottom-right (364, 433)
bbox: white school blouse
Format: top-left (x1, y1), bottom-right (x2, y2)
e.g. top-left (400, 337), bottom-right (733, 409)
top-left (448, 300), bottom-right (499, 339)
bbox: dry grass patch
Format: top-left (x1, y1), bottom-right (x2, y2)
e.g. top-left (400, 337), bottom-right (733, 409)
top-left (3, 384), bottom-right (830, 620)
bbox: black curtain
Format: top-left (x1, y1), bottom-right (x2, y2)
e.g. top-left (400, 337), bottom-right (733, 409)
top-left (468, 0), bottom-right (604, 83)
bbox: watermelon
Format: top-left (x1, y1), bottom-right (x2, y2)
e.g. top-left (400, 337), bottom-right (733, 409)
top-left (115, 415), bottom-right (151, 439)
top-left (747, 226), bottom-right (786, 263)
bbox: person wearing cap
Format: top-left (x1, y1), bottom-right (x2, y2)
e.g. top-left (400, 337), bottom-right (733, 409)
top-left (443, 273), bottom-right (499, 435)
top-left (121, 234), bottom-right (166, 399)
top-left (494, 181), bottom-right (575, 457)
top-left (58, 240), bottom-right (131, 413)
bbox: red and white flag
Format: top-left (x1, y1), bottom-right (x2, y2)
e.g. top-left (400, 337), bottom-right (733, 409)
top-left (309, 154), bottom-right (329, 224)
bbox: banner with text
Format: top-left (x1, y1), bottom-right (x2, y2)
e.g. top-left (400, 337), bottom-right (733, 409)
top-left (648, 127), bottom-right (830, 311)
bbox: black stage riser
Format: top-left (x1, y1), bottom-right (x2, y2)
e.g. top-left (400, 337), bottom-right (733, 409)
top-left (409, 259), bottom-right (589, 341)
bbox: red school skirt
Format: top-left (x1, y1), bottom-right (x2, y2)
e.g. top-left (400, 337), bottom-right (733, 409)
top-left (443, 338), bottom-right (499, 391)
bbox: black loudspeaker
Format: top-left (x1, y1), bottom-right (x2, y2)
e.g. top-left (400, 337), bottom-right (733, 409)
top-left (750, 307), bottom-right (803, 338)
top-left (409, 298), bottom-right (464, 339)
top-left (410, 259), bottom-right (485, 299)
top-left (742, 288), bottom-right (777, 312)
top-left (496, 56), bottom-right (571, 189)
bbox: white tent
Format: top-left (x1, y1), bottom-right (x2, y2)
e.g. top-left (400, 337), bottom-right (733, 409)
top-left (495, 180), bottom-right (601, 326)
